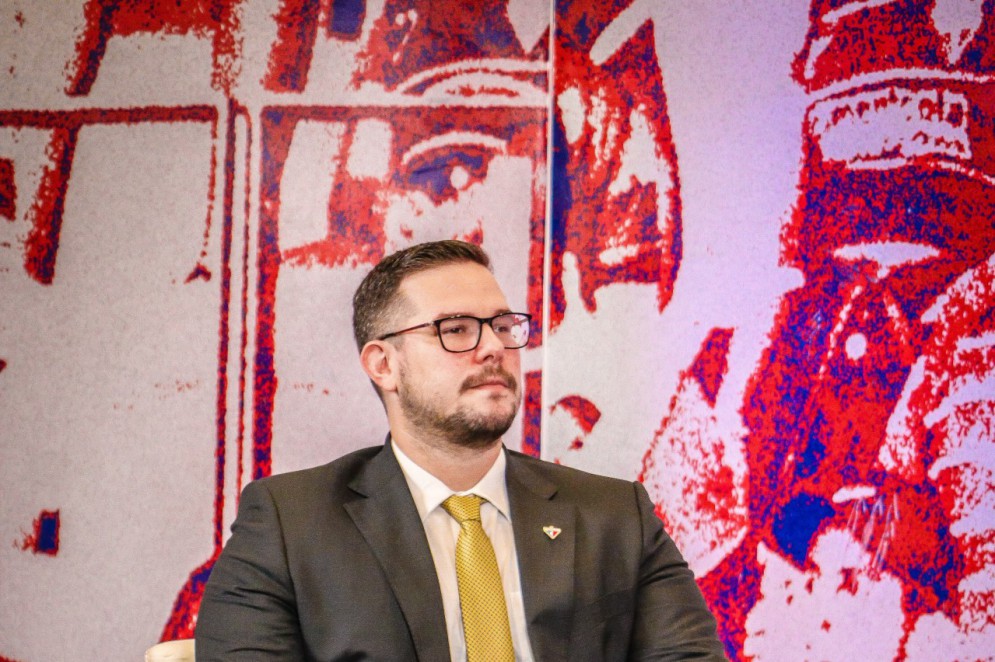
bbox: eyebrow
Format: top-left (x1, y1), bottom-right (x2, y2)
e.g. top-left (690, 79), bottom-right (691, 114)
top-left (400, 131), bottom-right (508, 167)
top-left (431, 308), bottom-right (513, 320)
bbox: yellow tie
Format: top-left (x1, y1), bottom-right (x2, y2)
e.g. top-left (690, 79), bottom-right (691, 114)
top-left (441, 494), bottom-right (515, 662)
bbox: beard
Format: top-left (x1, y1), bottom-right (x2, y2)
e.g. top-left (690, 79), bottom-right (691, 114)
top-left (397, 364), bottom-right (521, 449)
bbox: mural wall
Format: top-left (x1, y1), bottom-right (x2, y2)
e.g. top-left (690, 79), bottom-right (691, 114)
top-left (1, 0), bottom-right (992, 660)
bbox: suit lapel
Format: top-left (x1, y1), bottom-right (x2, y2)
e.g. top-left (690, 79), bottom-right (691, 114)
top-left (506, 452), bottom-right (576, 662)
top-left (343, 443), bottom-right (450, 661)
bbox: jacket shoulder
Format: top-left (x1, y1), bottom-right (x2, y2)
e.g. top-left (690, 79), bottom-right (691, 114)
top-left (247, 444), bottom-right (384, 498)
top-left (506, 449), bottom-right (639, 503)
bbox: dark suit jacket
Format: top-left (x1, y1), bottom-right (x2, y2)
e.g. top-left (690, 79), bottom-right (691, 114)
top-left (195, 441), bottom-right (727, 661)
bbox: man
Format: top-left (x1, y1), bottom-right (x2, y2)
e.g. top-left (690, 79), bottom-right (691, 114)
top-left (196, 240), bottom-right (726, 660)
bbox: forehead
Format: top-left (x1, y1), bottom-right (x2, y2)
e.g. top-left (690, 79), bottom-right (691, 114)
top-left (398, 262), bottom-right (508, 316)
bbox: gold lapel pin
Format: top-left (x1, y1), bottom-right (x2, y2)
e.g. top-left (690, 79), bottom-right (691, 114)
top-left (542, 525), bottom-right (562, 540)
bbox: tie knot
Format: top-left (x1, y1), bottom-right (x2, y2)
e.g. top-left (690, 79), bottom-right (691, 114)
top-left (442, 494), bottom-right (483, 523)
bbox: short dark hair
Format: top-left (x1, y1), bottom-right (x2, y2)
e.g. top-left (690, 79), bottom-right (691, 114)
top-left (352, 240), bottom-right (491, 350)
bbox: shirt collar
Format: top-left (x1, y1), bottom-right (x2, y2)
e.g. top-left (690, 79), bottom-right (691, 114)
top-left (392, 439), bottom-right (511, 522)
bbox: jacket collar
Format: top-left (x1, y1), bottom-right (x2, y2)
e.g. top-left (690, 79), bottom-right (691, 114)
top-left (344, 439), bottom-right (450, 660)
top-left (506, 452), bottom-right (576, 662)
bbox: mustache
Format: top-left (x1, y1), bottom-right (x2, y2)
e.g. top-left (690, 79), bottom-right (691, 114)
top-left (461, 368), bottom-right (518, 392)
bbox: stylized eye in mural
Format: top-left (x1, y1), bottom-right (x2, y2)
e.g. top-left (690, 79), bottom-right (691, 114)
top-left (398, 135), bottom-right (503, 206)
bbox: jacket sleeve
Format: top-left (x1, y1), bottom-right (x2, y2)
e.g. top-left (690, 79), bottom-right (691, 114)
top-left (195, 479), bottom-right (307, 661)
top-left (628, 481), bottom-right (729, 661)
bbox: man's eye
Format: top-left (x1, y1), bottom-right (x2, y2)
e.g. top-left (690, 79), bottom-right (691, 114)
top-left (441, 322), bottom-right (473, 335)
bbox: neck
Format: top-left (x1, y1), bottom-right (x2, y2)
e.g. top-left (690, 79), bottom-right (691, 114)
top-left (390, 428), bottom-right (503, 492)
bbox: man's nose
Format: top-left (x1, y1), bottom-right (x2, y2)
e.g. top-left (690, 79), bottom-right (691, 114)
top-left (474, 321), bottom-right (507, 359)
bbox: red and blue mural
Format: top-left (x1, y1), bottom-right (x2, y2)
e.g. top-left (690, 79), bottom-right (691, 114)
top-left (1, 0), bottom-right (991, 659)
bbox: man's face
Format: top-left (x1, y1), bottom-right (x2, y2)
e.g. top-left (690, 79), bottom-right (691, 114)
top-left (390, 261), bottom-right (523, 447)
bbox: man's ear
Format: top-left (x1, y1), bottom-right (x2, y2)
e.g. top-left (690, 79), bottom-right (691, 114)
top-left (360, 340), bottom-right (399, 393)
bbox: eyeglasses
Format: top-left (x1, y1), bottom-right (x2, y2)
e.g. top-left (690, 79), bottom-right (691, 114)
top-left (378, 312), bottom-right (532, 353)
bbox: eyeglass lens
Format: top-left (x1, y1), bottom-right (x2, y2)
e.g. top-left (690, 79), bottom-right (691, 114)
top-left (438, 314), bottom-right (530, 352)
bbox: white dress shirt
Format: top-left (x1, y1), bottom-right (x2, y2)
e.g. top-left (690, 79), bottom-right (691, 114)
top-left (393, 443), bottom-right (535, 662)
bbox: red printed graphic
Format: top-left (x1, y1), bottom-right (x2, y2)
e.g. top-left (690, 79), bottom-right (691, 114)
top-left (2, 86), bottom-right (232, 658)
top-left (263, 0), bottom-right (324, 92)
top-left (551, 395), bottom-right (602, 451)
top-left (707, 1), bottom-right (995, 659)
top-left (252, 104), bottom-right (545, 472)
top-left (542, 0), bottom-right (686, 513)
top-left (521, 369), bottom-right (543, 458)
top-left (17, 510), bottom-right (60, 556)
top-left (262, 0), bottom-right (367, 92)
top-left (251, 0), bottom-right (548, 478)
top-left (67, 0), bottom-right (242, 95)
top-left (4, 1), bottom-right (992, 660)
top-left (356, 0), bottom-right (548, 93)
top-left (0, 107), bottom-right (219, 285)
top-left (641, 327), bottom-right (747, 606)
top-left (0, 158), bottom-right (15, 220)
top-left (550, 0), bottom-right (681, 329)
top-left (160, 555), bottom-right (220, 641)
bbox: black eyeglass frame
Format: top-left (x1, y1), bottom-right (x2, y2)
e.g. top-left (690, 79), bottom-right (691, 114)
top-left (377, 312), bottom-right (533, 353)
